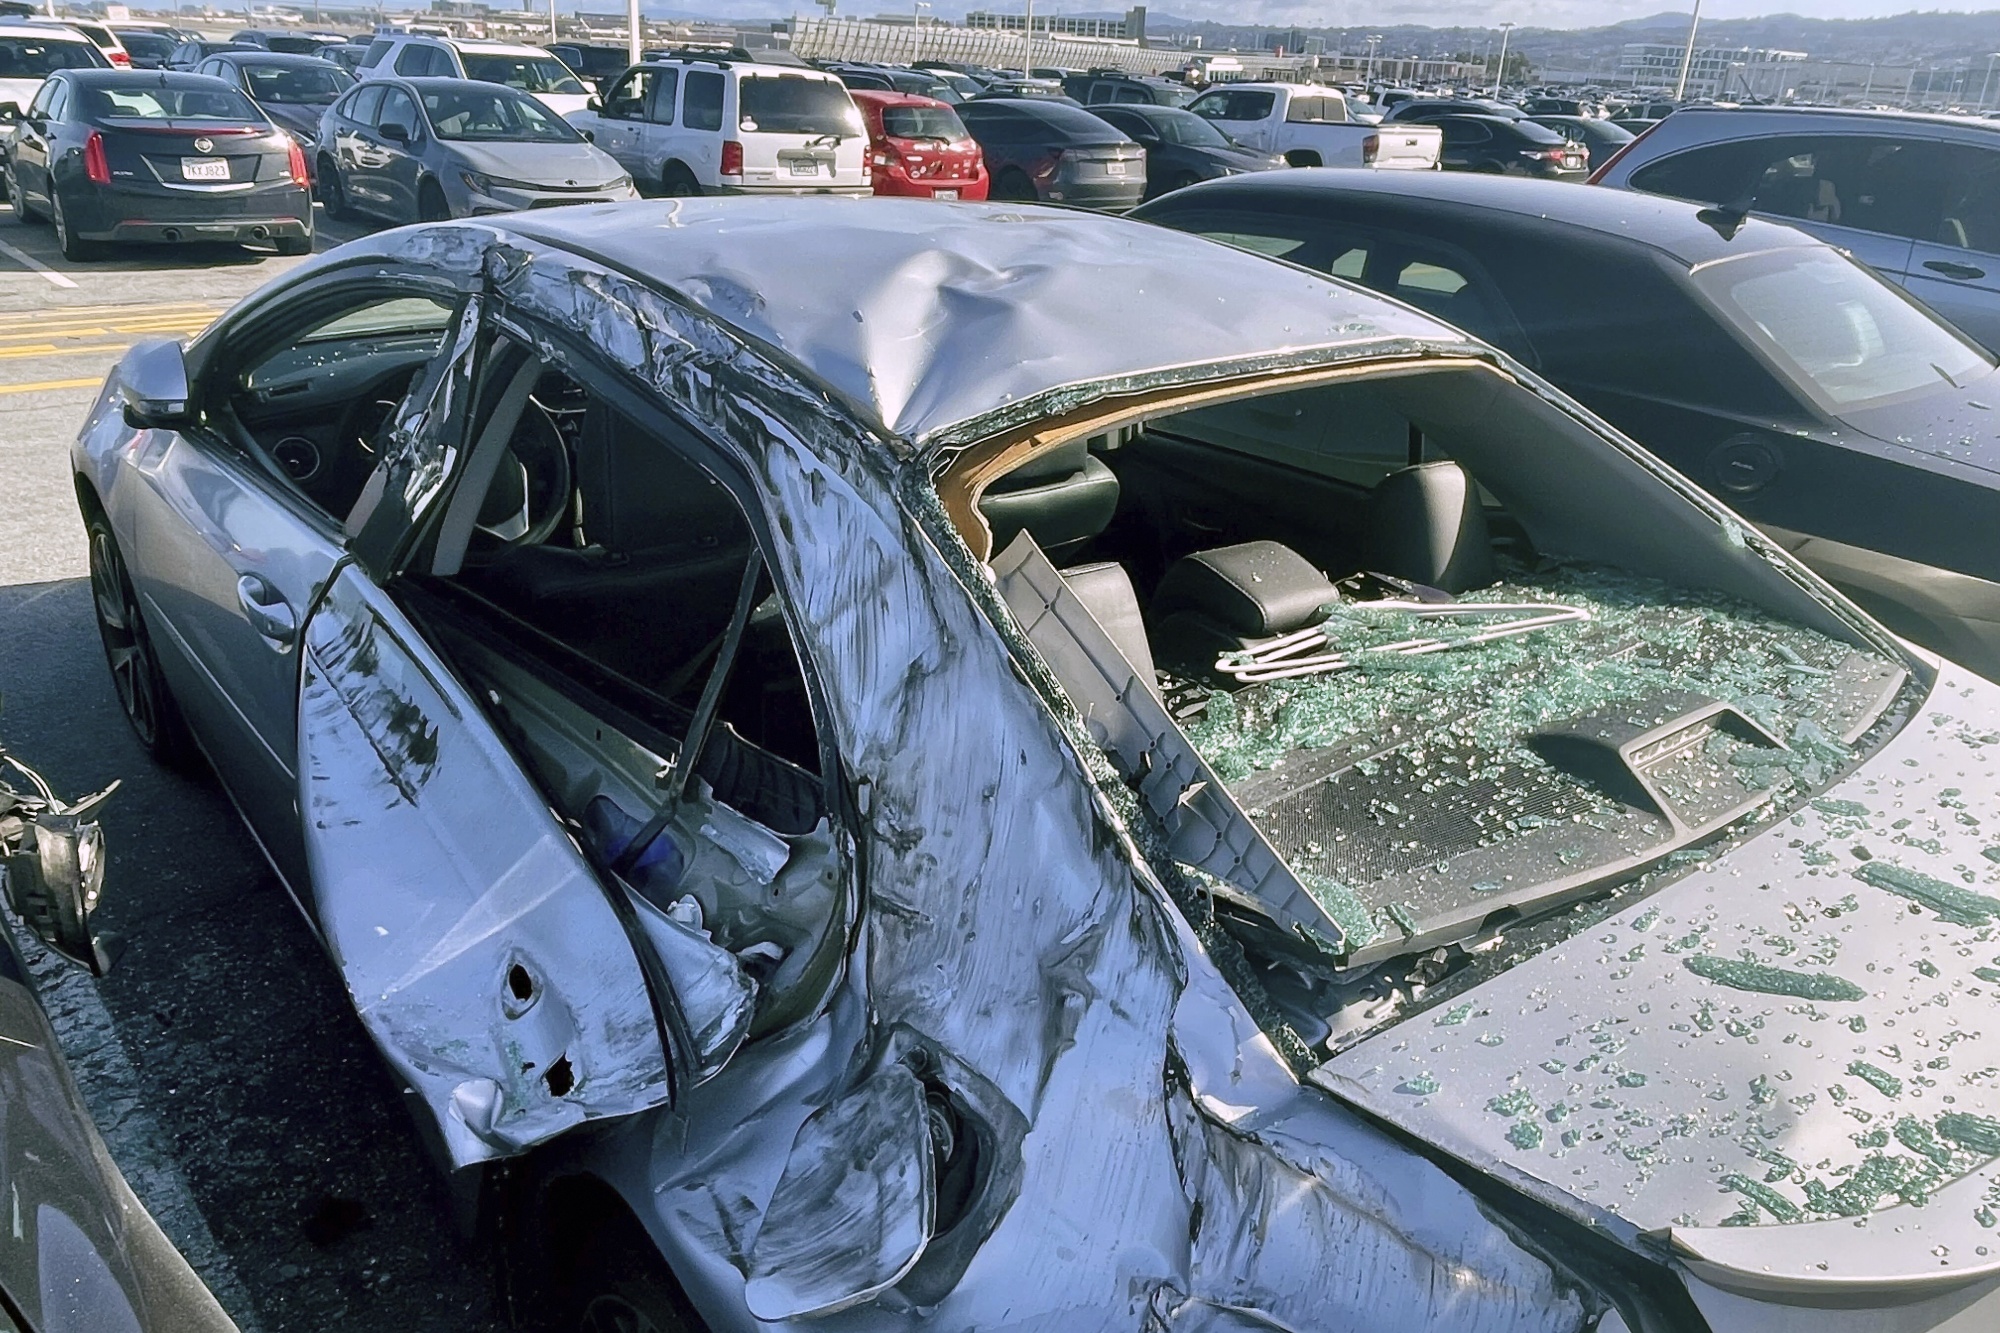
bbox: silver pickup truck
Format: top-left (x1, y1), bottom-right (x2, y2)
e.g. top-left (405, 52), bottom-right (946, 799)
top-left (1188, 82), bottom-right (1441, 169)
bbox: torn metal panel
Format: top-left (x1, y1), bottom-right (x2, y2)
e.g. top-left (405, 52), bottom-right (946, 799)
top-left (298, 567), bottom-right (669, 1169)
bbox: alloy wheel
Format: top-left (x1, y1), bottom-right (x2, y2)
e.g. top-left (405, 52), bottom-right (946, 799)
top-left (88, 526), bottom-right (159, 748)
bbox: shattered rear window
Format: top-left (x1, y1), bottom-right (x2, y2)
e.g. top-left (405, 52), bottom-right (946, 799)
top-left (1182, 561), bottom-right (1896, 953)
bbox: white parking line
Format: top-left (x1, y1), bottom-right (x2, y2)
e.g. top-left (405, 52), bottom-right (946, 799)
top-left (0, 235), bottom-right (77, 289)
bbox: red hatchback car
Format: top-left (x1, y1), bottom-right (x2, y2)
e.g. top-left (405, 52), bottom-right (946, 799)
top-left (849, 88), bottom-right (987, 200)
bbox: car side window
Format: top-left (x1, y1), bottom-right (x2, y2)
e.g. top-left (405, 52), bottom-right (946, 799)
top-left (1442, 119), bottom-right (1491, 146)
top-left (1190, 89), bottom-right (1271, 122)
top-left (359, 37), bottom-right (390, 69)
top-left (648, 67), bottom-right (678, 123)
top-left (1632, 135), bottom-right (1953, 243)
top-left (220, 292), bottom-right (461, 524)
top-left (26, 79), bottom-right (55, 119)
top-left (683, 69), bottom-right (723, 132)
top-left (376, 87), bottom-right (417, 134)
top-left (345, 83), bottom-right (384, 125)
top-left (1935, 145), bottom-right (2000, 255)
top-left (43, 81), bottom-right (68, 121)
top-left (1389, 256), bottom-right (1500, 337)
top-left (603, 67), bottom-right (653, 120)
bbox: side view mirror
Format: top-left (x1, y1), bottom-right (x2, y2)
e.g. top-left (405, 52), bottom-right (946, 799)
top-left (117, 339), bottom-right (193, 430)
top-left (378, 120), bottom-right (410, 142)
top-left (0, 748), bottom-right (118, 975)
top-left (580, 128), bottom-right (594, 143)
top-left (586, 94), bottom-right (602, 112)
top-left (0, 102), bottom-right (18, 123)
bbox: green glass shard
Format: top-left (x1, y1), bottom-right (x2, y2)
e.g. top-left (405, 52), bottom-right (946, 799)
top-left (1683, 953), bottom-right (1866, 1001)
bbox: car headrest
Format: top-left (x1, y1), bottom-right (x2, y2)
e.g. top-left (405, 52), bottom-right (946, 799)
top-left (1151, 540), bottom-right (1336, 640)
top-left (1367, 461), bottom-right (1493, 594)
top-left (978, 439), bottom-right (1121, 561)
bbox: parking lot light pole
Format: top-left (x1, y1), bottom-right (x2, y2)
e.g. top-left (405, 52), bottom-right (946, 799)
top-left (912, 0), bottom-right (928, 62)
top-left (1983, 52), bottom-right (2000, 111)
top-left (1490, 22), bottom-right (1512, 98)
top-left (627, 0), bottom-right (640, 66)
top-left (1673, 0), bottom-right (1703, 101)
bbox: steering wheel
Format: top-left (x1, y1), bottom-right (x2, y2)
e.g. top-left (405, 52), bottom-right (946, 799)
top-left (473, 400), bottom-right (571, 548)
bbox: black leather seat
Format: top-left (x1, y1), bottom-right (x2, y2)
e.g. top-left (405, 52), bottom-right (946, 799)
top-left (978, 439), bottom-right (1121, 563)
top-left (1150, 540), bottom-right (1340, 673)
top-left (1366, 461), bottom-right (1493, 594)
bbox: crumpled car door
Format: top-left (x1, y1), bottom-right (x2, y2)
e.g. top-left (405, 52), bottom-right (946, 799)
top-left (297, 564), bottom-right (672, 1168)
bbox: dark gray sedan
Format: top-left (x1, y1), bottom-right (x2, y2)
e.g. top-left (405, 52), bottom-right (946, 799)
top-left (314, 75), bottom-right (635, 223)
top-left (191, 50), bottom-right (352, 173)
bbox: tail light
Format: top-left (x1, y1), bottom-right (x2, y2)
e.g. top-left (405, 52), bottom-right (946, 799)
top-left (1360, 133), bottom-right (1379, 165)
top-left (720, 140), bottom-right (743, 177)
top-left (109, 49), bottom-right (131, 67)
top-left (286, 138), bottom-right (309, 188)
top-left (83, 131), bottom-right (109, 185)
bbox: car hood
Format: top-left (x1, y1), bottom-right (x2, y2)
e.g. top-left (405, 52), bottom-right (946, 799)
top-left (1317, 663), bottom-right (2000, 1299)
top-left (1194, 140), bottom-right (1286, 171)
top-left (447, 138), bottom-right (623, 187)
top-left (0, 76), bottom-right (44, 111)
top-left (1840, 363), bottom-right (2000, 480)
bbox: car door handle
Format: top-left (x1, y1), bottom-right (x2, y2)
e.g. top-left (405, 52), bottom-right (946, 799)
top-left (236, 574), bottom-right (297, 645)
top-left (1923, 259), bottom-right (1986, 281)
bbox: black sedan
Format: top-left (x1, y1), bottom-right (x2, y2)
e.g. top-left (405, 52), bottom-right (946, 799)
top-left (1135, 170), bottom-right (2000, 675)
top-left (1, 69), bottom-right (311, 259)
top-left (1526, 112), bottom-right (1632, 173)
top-left (110, 28), bottom-right (176, 70)
top-left (1383, 97), bottom-right (1524, 123)
top-left (1433, 114), bottom-right (1586, 177)
top-left (1084, 102), bottom-right (1282, 199)
top-left (191, 49), bottom-right (352, 173)
top-left (958, 96), bottom-right (1144, 208)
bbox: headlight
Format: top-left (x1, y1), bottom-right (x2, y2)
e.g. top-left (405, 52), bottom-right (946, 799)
top-left (609, 173), bottom-right (634, 193)
top-left (459, 170), bottom-right (495, 195)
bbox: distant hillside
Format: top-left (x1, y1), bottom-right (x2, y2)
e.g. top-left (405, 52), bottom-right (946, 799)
top-left (1159, 11), bottom-right (2000, 72)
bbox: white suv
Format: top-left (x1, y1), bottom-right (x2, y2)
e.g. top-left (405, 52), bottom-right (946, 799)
top-left (358, 36), bottom-right (589, 117)
top-left (567, 58), bottom-right (868, 197)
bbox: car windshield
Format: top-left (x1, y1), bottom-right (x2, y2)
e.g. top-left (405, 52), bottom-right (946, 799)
top-left (83, 84), bottom-right (263, 122)
top-left (242, 62), bottom-right (350, 103)
top-left (739, 75), bottom-right (861, 136)
top-left (1149, 108), bottom-right (1230, 147)
top-left (460, 53), bottom-right (586, 95)
top-left (0, 36), bottom-right (102, 75)
top-left (421, 85), bottom-right (578, 141)
top-left (881, 104), bottom-right (967, 141)
top-left (115, 33), bottom-right (175, 60)
top-left (1692, 247), bottom-right (1994, 411)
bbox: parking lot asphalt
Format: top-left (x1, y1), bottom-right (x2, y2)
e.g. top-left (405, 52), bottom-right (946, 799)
top-left (0, 202), bottom-right (517, 1331)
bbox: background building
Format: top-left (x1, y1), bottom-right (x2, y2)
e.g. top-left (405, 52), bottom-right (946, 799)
top-left (1618, 41), bottom-right (1806, 96)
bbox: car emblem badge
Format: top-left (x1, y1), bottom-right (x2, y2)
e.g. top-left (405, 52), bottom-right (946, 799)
top-left (193, 136), bottom-right (214, 153)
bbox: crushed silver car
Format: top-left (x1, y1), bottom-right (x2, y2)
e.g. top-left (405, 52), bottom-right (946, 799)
top-left (70, 198), bottom-right (2000, 1332)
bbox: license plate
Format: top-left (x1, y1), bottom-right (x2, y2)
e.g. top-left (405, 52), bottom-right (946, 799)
top-left (934, 188), bottom-right (959, 200)
top-left (1106, 161), bottom-right (1126, 176)
top-left (181, 157), bottom-right (230, 182)
top-left (788, 160), bottom-right (820, 177)
top-left (1565, 156), bottom-right (1584, 169)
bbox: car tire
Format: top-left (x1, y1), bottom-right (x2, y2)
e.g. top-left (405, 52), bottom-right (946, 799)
top-left (86, 512), bottom-right (197, 770)
top-left (992, 168), bottom-right (1036, 202)
top-left (51, 189), bottom-right (101, 261)
top-left (660, 164), bottom-right (701, 197)
top-left (417, 178), bottom-right (451, 222)
top-left (318, 157), bottom-right (356, 220)
top-left (6, 160), bottom-right (37, 223)
top-left (561, 1226), bottom-right (702, 1333)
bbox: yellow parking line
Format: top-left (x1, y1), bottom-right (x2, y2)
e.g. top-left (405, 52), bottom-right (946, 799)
top-left (0, 376), bottom-right (102, 395)
top-left (0, 327), bottom-right (105, 343)
top-left (12, 301), bottom-right (224, 319)
top-left (0, 341), bottom-right (128, 360)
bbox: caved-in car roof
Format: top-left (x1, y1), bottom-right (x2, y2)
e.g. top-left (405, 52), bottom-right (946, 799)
top-left (484, 198), bottom-right (1476, 444)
